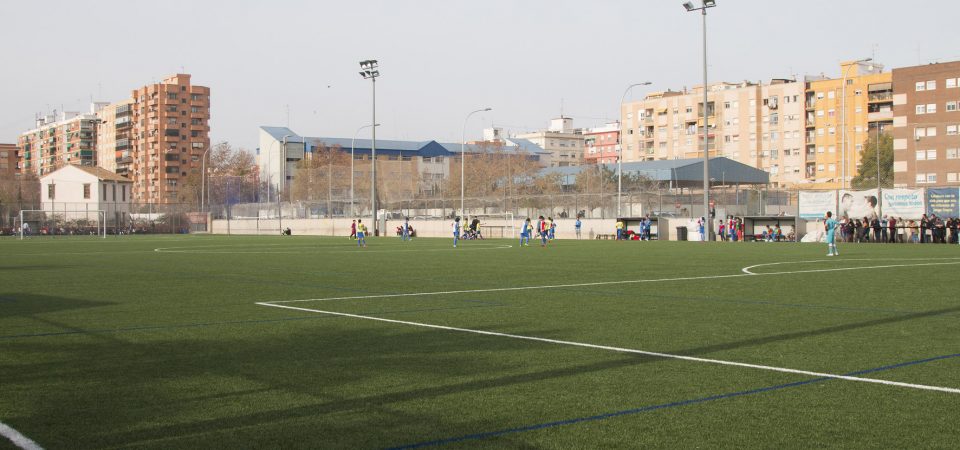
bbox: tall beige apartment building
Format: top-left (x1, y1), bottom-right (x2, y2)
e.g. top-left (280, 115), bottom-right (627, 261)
top-left (620, 79), bottom-right (806, 187)
top-left (803, 61), bottom-right (892, 189)
top-left (104, 74), bottom-right (211, 203)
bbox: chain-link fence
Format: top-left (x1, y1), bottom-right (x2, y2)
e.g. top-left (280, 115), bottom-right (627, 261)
top-left (1, 202), bottom-right (202, 235)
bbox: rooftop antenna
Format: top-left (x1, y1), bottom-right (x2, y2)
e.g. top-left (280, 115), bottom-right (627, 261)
top-left (560, 98), bottom-right (564, 118)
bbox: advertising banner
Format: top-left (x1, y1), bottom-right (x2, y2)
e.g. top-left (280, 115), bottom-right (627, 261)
top-left (838, 189), bottom-right (879, 220)
top-left (798, 191), bottom-right (836, 219)
top-left (881, 188), bottom-right (925, 220)
top-left (926, 187), bottom-right (960, 218)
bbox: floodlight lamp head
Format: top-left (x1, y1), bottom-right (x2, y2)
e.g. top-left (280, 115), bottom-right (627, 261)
top-left (683, 2), bottom-right (695, 11)
top-left (703, 0), bottom-right (716, 7)
top-left (483, 107), bottom-right (492, 111)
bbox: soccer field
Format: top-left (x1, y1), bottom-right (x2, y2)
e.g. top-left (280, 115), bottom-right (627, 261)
top-left (1, 235), bottom-right (958, 449)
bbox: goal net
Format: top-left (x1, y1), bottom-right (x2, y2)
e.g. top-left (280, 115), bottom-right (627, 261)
top-left (465, 213), bottom-right (515, 239)
top-left (18, 210), bottom-right (106, 239)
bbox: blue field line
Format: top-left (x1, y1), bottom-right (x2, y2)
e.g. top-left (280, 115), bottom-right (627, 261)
top-left (0, 301), bottom-right (505, 340)
top-left (387, 352), bottom-right (960, 449)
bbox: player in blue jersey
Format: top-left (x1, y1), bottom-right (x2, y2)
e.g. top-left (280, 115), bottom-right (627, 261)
top-left (401, 217), bottom-right (411, 241)
top-left (825, 211), bottom-right (839, 256)
top-left (452, 216), bottom-right (461, 248)
top-left (575, 216), bottom-right (582, 239)
top-left (520, 218), bottom-right (532, 246)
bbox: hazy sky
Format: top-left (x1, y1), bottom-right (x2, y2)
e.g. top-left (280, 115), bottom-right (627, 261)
top-left (2, 0), bottom-right (958, 151)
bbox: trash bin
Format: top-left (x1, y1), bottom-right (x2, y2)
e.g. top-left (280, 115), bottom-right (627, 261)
top-left (676, 226), bottom-right (688, 241)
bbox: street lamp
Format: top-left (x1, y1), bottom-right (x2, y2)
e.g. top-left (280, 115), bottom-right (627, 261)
top-left (461, 107), bottom-right (492, 217)
top-left (351, 123), bottom-right (380, 217)
top-left (841, 57), bottom-right (873, 189)
top-left (684, 0), bottom-right (717, 240)
top-left (618, 82), bottom-right (652, 217)
top-left (359, 59), bottom-right (380, 235)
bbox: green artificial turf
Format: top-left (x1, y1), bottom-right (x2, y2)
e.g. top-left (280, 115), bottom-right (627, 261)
top-left (1, 235), bottom-right (958, 449)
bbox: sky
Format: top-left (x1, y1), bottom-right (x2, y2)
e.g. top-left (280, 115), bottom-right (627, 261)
top-left (1, 0), bottom-right (959, 151)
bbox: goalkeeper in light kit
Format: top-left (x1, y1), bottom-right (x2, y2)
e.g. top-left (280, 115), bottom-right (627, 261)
top-left (825, 211), bottom-right (839, 256)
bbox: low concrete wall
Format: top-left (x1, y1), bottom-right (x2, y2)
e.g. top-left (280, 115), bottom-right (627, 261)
top-left (211, 217), bottom-right (621, 240)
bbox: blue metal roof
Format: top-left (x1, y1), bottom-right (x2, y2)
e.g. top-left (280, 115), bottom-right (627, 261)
top-left (260, 126), bottom-right (546, 158)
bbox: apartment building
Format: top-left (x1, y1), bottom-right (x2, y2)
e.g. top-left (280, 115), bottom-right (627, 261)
top-left (124, 74), bottom-right (211, 203)
top-left (96, 99), bottom-right (134, 174)
top-left (515, 117), bottom-right (584, 167)
top-left (803, 61), bottom-right (892, 188)
top-left (582, 122), bottom-right (620, 164)
top-left (17, 108), bottom-right (100, 176)
top-left (891, 61), bottom-right (960, 187)
top-left (620, 80), bottom-right (805, 187)
top-left (0, 143), bottom-right (18, 176)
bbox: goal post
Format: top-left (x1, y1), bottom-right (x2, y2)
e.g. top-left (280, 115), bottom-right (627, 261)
top-left (468, 213), bottom-right (515, 239)
top-left (18, 209), bottom-right (106, 239)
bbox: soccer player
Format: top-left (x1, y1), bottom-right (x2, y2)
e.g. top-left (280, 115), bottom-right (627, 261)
top-left (356, 220), bottom-right (367, 248)
top-left (401, 217), bottom-right (410, 242)
top-left (548, 217), bottom-right (556, 241)
top-left (538, 216), bottom-right (548, 247)
top-left (825, 211), bottom-right (839, 256)
top-left (452, 216), bottom-right (461, 248)
top-left (615, 219), bottom-right (624, 240)
top-left (520, 218), bottom-right (531, 246)
top-left (575, 216), bottom-right (582, 239)
top-left (350, 220), bottom-right (357, 240)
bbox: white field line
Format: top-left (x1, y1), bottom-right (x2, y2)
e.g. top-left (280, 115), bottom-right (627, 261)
top-left (153, 244), bottom-right (513, 254)
top-left (741, 257), bottom-right (960, 274)
top-left (0, 422), bottom-right (43, 450)
top-left (267, 259), bottom-right (960, 305)
top-left (256, 301), bottom-right (960, 395)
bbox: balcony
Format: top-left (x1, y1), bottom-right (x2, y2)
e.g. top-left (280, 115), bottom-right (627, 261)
top-left (868, 92), bottom-right (893, 102)
top-left (868, 110), bottom-right (893, 122)
top-left (116, 156), bottom-right (133, 165)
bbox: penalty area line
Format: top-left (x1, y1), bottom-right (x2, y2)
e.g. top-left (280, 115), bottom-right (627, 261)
top-left (0, 421), bottom-right (43, 450)
top-left (256, 301), bottom-right (960, 396)
top-left (265, 259), bottom-right (960, 305)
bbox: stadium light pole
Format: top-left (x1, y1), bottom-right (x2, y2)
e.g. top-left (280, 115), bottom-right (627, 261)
top-left (351, 123), bottom-right (380, 217)
top-left (277, 134), bottom-right (291, 232)
top-left (200, 141), bottom-right (227, 214)
top-left (461, 107), bottom-right (492, 218)
top-left (618, 82), bottom-right (652, 217)
top-left (359, 60), bottom-right (380, 235)
top-left (684, 0), bottom-right (716, 240)
top-left (841, 57), bottom-right (872, 189)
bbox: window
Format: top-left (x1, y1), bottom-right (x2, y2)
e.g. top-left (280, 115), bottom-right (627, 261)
top-left (103, 185), bottom-right (107, 200)
top-left (816, 110), bottom-right (824, 117)
top-left (818, 164), bottom-right (825, 172)
top-left (916, 81), bottom-right (926, 91)
top-left (948, 125), bottom-right (958, 136)
top-left (122, 185), bottom-right (127, 202)
top-left (83, 183), bottom-right (90, 199)
top-left (916, 104), bottom-right (927, 115)
top-left (927, 103), bottom-right (937, 114)
top-left (818, 146), bottom-right (825, 153)
top-left (947, 148), bottom-right (959, 159)
top-left (827, 91), bottom-right (835, 99)
top-left (947, 78), bottom-right (958, 89)
top-left (724, 101), bottom-right (731, 109)
top-left (47, 184), bottom-right (55, 200)
top-left (917, 174), bottom-right (927, 183)
top-left (927, 149), bottom-right (937, 160)
top-left (927, 80), bottom-right (937, 90)
top-left (167, 93), bottom-right (178, 100)
top-left (928, 173), bottom-right (937, 183)
top-left (949, 173), bottom-right (959, 182)
top-left (828, 127), bottom-right (836, 135)
top-left (947, 101), bottom-right (958, 112)
top-left (829, 146), bottom-right (836, 153)
top-left (927, 126), bottom-right (937, 137)
top-left (817, 128), bottom-right (825, 136)
top-left (916, 150), bottom-right (926, 160)
top-left (828, 163), bottom-right (836, 172)
top-left (827, 109), bottom-right (835, 117)
top-left (854, 89), bottom-right (863, 96)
